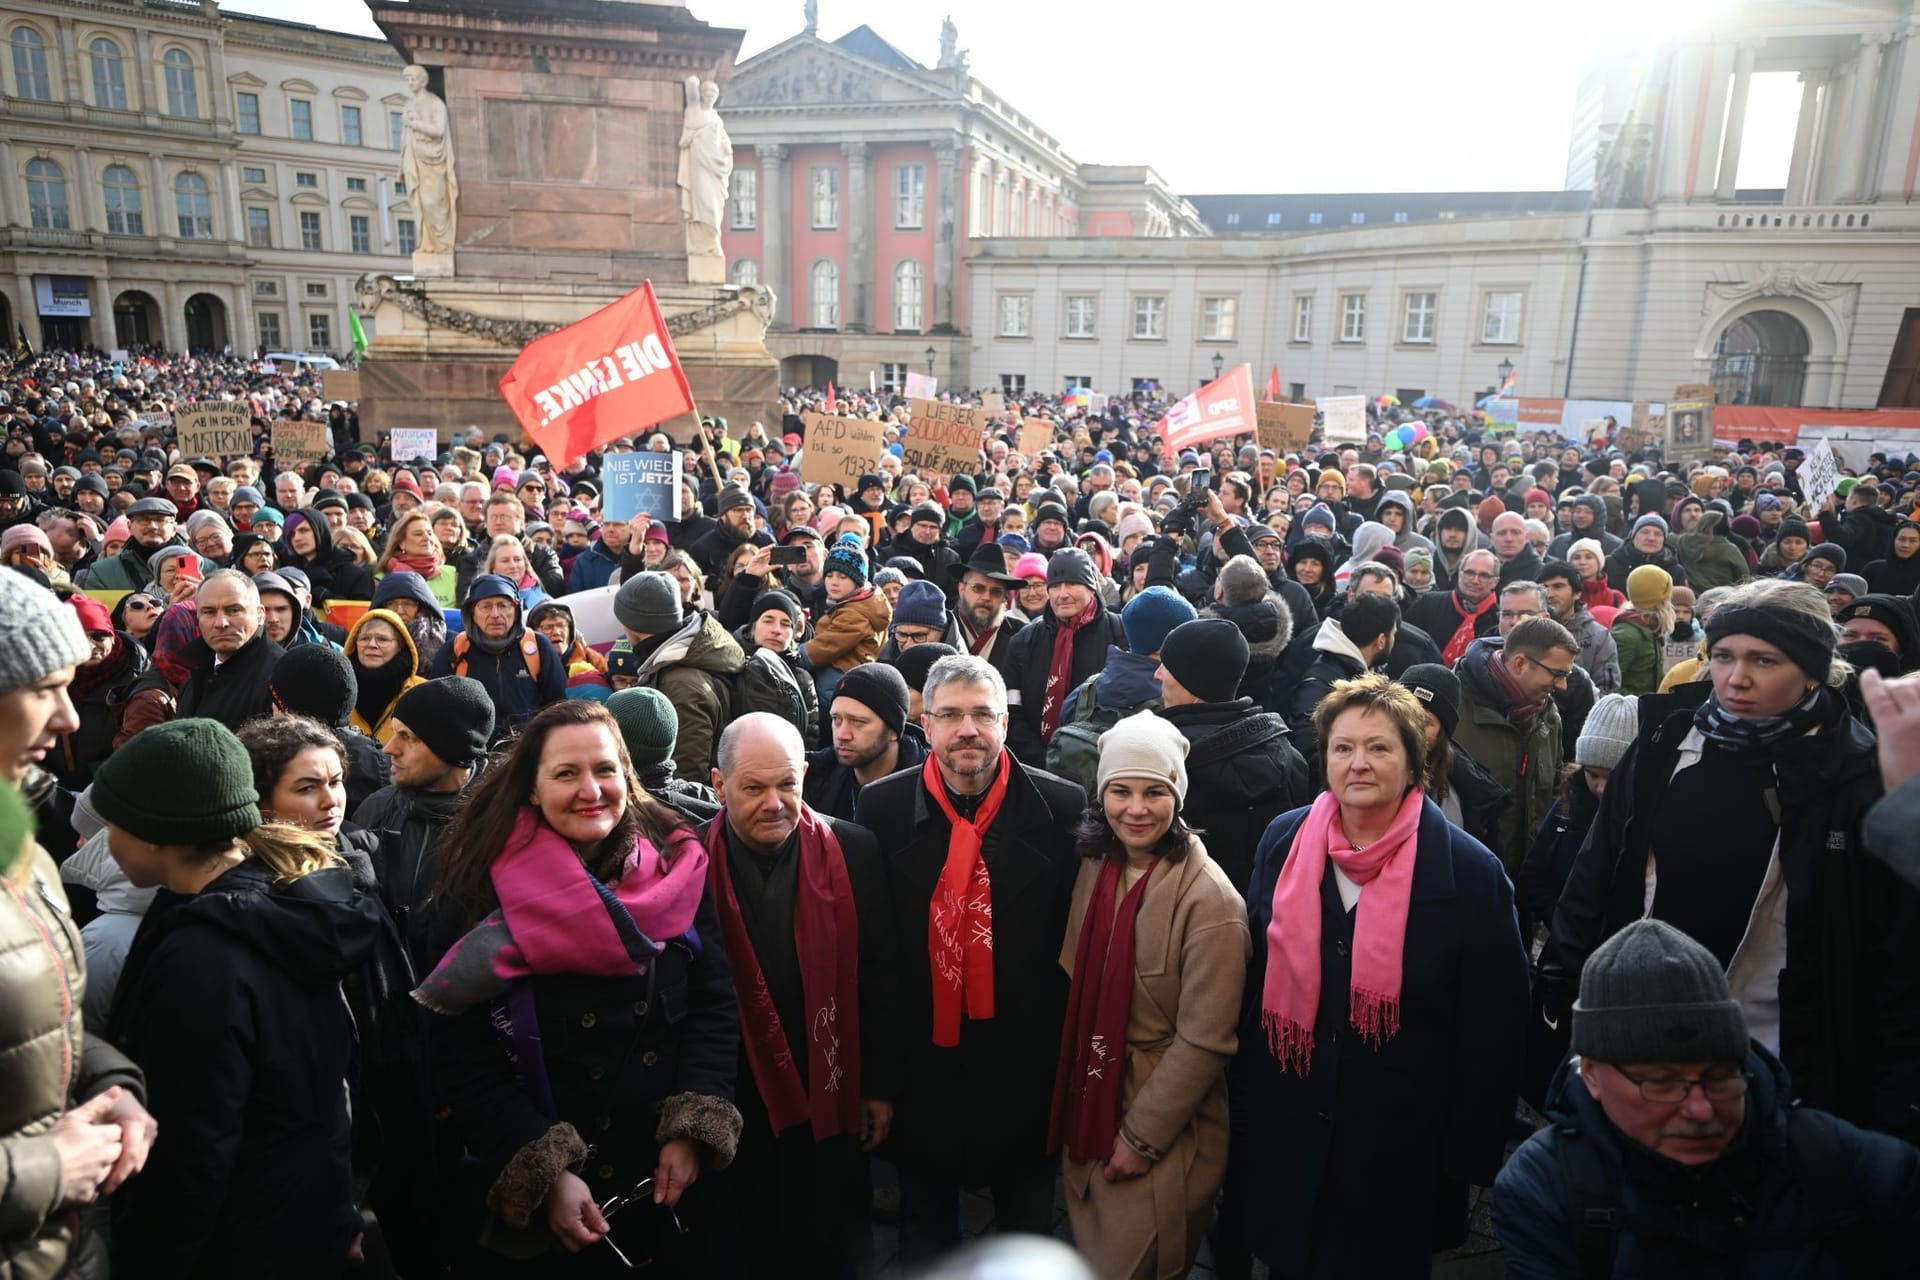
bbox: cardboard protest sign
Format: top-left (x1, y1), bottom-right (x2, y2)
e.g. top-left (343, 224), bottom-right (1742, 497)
top-left (600, 451), bottom-right (683, 523)
top-left (1256, 401), bottom-right (1316, 455)
top-left (981, 392), bottom-right (1006, 417)
top-left (904, 398), bottom-right (985, 475)
top-left (176, 402), bottom-right (253, 460)
top-left (389, 428), bottom-right (439, 463)
top-left (323, 369), bottom-right (361, 402)
top-left (498, 282), bottom-right (695, 465)
top-left (904, 371), bottom-right (937, 399)
top-left (1667, 385), bottom-right (1715, 456)
top-left (799, 413), bottom-right (886, 489)
top-left (271, 419), bottom-right (330, 466)
top-left (1155, 365), bottom-right (1258, 453)
top-left (1017, 418), bottom-right (1054, 457)
top-left (1319, 395), bottom-right (1368, 445)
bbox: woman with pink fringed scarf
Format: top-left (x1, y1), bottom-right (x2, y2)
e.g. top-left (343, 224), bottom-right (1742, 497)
top-left (1216, 674), bottom-right (1529, 1280)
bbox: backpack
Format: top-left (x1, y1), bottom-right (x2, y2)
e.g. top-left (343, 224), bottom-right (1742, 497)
top-left (731, 648), bottom-right (809, 738)
top-left (448, 630), bottom-right (541, 681)
top-left (1045, 670), bottom-right (1159, 793)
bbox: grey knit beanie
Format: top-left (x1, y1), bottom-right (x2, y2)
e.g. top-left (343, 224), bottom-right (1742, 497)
top-left (0, 568), bottom-right (90, 695)
top-left (1572, 919), bottom-right (1748, 1066)
top-left (614, 571), bottom-right (685, 636)
top-left (607, 687), bottom-right (679, 766)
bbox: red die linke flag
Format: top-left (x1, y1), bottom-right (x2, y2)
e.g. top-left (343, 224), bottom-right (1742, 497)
top-left (498, 282), bottom-right (694, 463)
top-left (1156, 363), bottom-right (1258, 454)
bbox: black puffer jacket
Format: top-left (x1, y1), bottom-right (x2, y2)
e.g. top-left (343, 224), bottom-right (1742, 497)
top-left (1206, 590), bottom-right (1293, 704)
top-left (54, 633), bottom-right (153, 790)
top-left (1160, 699), bottom-right (1310, 894)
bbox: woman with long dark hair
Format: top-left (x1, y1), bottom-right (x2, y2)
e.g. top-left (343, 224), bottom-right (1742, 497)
top-left (419, 701), bottom-right (740, 1273)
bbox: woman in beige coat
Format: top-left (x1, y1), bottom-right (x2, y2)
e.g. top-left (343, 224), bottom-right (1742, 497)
top-left (1050, 710), bottom-right (1249, 1279)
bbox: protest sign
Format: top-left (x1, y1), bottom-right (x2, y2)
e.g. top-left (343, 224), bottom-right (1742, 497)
top-left (904, 398), bottom-right (985, 475)
top-left (1017, 418), bottom-right (1055, 456)
top-left (498, 282), bottom-right (695, 465)
top-left (1155, 365), bottom-right (1258, 453)
top-left (904, 371), bottom-right (937, 399)
top-left (1802, 436), bottom-right (1841, 511)
top-left (600, 451), bottom-right (683, 523)
top-left (271, 419), bottom-right (330, 466)
top-left (800, 412), bottom-right (885, 489)
top-left (389, 428), bottom-right (439, 463)
top-left (1319, 395), bottom-right (1368, 445)
top-left (981, 392), bottom-right (1006, 417)
top-left (1256, 402), bottom-right (1316, 454)
top-left (323, 369), bottom-right (361, 402)
top-left (176, 401), bottom-right (253, 459)
top-left (1667, 384), bottom-right (1715, 457)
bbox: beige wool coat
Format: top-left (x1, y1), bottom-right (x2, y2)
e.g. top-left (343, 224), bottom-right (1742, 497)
top-left (1057, 839), bottom-right (1250, 1280)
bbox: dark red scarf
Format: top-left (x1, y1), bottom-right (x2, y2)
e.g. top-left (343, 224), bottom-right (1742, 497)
top-left (1040, 597), bottom-right (1100, 743)
top-left (922, 750), bottom-right (1012, 1047)
top-left (1440, 590), bottom-right (1496, 665)
top-left (1049, 856), bottom-right (1158, 1161)
top-left (706, 806), bottom-right (863, 1140)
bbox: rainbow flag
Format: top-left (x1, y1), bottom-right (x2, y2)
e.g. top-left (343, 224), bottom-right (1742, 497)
top-left (1497, 370), bottom-right (1517, 398)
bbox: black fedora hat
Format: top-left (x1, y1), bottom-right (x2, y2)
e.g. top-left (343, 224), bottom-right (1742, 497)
top-left (947, 540), bottom-right (1023, 587)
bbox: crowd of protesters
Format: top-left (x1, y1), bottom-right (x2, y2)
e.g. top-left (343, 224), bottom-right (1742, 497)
top-left (5, 342), bottom-right (1920, 1279)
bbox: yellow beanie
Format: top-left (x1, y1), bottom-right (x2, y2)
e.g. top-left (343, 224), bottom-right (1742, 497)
top-left (1626, 564), bottom-right (1673, 612)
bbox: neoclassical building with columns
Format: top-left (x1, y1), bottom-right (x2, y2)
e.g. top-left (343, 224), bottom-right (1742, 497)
top-left (0, 0), bottom-right (410, 356)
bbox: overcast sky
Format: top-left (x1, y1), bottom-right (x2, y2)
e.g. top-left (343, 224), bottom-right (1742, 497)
top-left (231, 0), bottom-right (1795, 192)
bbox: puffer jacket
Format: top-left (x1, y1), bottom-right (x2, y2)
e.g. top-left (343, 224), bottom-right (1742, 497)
top-left (629, 609), bottom-right (746, 780)
top-left (1159, 699), bottom-right (1310, 893)
top-left (1560, 606), bottom-right (1622, 694)
top-left (1206, 589), bottom-right (1294, 703)
top-left (802, 585), bottom-right (891, 673)
top-left (1676, 511), bottom-right (1753, 591)
top-left (2, 848), bottom-right (146, 1280)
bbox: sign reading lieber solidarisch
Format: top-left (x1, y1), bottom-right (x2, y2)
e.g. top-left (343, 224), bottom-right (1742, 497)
top-left (800, 413), bottom-right (885, 490)
top-left (176, 401), bottom-right (254, 460)
top-left (904, 398), bottom-right (984, 476)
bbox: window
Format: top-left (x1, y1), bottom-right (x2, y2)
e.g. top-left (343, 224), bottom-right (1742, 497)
top-left (1483, 290), bottom-right (1523, 344)
top-left (236, 91), bottom-right (260, 134)
top-left (728, 169), bottom-right (756, 230)
top-left (893, 259), bottom-right (924, 331)
top-left (1393, 211), bottom-right (1409, 223)
top-left (349, 214), bottom-right (371, 253)
top-left (305, 282), bottom-right (328, 298)
top-left (256, 311), bottom-right (282, 348)
top-left (345, 176), bottom-right (367, 193)
top-left (102, 165), bottom-right (143, 234)
top-left (10, 27), bottom-right (51, 101)
top-left (881, 362), bottom-right (907, 392)
top-left (172, 172), bottom-right (213, 238)
top-left (1224, 212), bottom-right (1240, 226)
top-left (997, 293), bottom-right (1031, 338)
top-left (1132, 294), bottom-right (1166, 340)
top-left (393, 179), bottom-right (405, 195)
top-left (244, 207), bottom-right (271, 246)
top-left (254, 279), bottom-right (278, 296)
top-left (295, 171), bottom-right (318, 188)
top-left (1289, 382), bottom-right (1306, 402)
top-left (1340, 293), bottom-right (1366, 343)
top-left (162, 49), bottom-right (197, 117)
top-left (299, 209), bottom-right (322, 250)
top-left (729, 258), bottom-right (758, 286)
top-left (999, 374), bottom-right (1026, 397)
top-left (1307, 211), bottom-right (1323, 225)
top-left (1266, 212), bottom-right (1282, 226)
top-left (809, 166), bottom-right (838, 229)
top-left (90, 39), bottom-right (127, 109)
top-left (894, 163), bottom-right (925, 229)
top-left (1293, 295), bottom-right (1313, 343)
top-left (1201, 296), bottom-right (1237, 341)
top-left (388, 110), bottom-right (403, 151)
top-left (808, 259), bottom-right (839, 328)
top-left (308, 312), bottom-right (331, 349)
top-left (25, 158), bottom-right (69, 229)
top-left (396, 218), bottom-right (416, 255)
top-left (1064, 294), bottom-right (1096, 339)
top-left (290, 98), bottom-right (313, 141)
top-left (1350, 212), bottom-right (1366, 225)
top-left (341, 105), bottom-right (362, 147)
top-left (242, 165), bottom-right (267, 184)
top-left (1403, 292), bottom-right (1436, 344)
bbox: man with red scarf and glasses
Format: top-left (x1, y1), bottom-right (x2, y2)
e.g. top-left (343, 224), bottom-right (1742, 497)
top-left (855, 654), bottom-right (1083, 1262)
top-left (704, 714), bottom-right (900, 1278)
top-left (1002, 546), bottom-right (1125, 764)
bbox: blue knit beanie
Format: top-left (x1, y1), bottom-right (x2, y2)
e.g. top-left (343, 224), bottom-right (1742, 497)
top-left (892, 579), bottom-right (948, 632)
top-left (1121, 585), bottom-right (1198, 656)
top-left (824, 534), bottom-right (868, 586)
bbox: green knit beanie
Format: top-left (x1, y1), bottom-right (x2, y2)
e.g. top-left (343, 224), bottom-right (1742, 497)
top-left (92, 720), bottom-right (262, 846)
top-left (606, 687), bottom-right (679, 768)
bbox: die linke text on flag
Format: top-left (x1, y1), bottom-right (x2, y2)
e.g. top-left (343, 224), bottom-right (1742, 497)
top-left (1156, 364), bottom-right (1258, 453)
top-left (498, 282), bottom-right (695, 463)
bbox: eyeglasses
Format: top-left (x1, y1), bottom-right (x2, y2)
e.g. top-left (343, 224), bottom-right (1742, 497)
top-left (1523, 653), bottom-right (1574, 684)
top-left (893, 627), bottom-right (941, 645)
top-left (598, 1176), bottom-right (686, 1268)
top-left (1458, 569), bottom-right (1498, 582)
top-left (1611, 1065), bottom-right (1750, 1105)
top-left (925, 709), bottom-right (1002, 728)
top-left (1499, 609), bottom-right (1545, 622)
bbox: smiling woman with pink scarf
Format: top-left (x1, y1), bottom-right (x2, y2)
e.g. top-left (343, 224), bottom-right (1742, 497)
top-left (1219, 674), bottom-right (1529, 1279)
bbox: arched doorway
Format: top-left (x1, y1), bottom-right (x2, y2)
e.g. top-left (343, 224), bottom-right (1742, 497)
top-left (114, 290), bottom-right (160, 349)
top-left (779, 354), bottom-right (838, 390)
top-left (183, 292), bottom-right (228, 353)
top-left (1711, 310), bottom-right (1809, 407)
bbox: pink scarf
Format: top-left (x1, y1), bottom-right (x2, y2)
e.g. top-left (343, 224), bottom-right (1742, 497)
top-left (1262, 788), bottom-right (1424, 1074)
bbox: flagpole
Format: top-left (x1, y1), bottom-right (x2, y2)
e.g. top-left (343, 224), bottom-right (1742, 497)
top-left (687, 401), bottom-right (726, 489)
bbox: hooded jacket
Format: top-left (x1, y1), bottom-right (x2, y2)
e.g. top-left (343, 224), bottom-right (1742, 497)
top-left (280, 508), bottom-right (377, 605)
top-left (1832, 501), bottom-right (1902, 571)
top-left (108, 859), bottom-right (385, 1277)
top-left (426, 588), bottom-right (566, 744)
top-left (629, 608), bottom-right (746, 780)
top-left (1426, 506), bottom-right (1483, 591)
top-left (369, 570), bottom-right (448, 672)
top-left (1374, 490), bottom-right (1436, 556)
top-left (1676, 511), bottom-right (1753, 592)
top-left (345, 609), bottom-right (426, 742)
top-left (1207, 587), bottom-right (1295, 705)
top-left (1545, 496), bottom-right (1623, 560)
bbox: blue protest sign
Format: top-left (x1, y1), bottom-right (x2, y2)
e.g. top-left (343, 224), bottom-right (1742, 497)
top-left (601, 452), bottom-right (683, 522)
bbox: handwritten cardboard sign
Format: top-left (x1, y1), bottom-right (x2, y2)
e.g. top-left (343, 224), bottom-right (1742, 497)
top-left (176, 401), bottom-right (254, 460)
top-left (904, 398), bottom-right (984, 476)
top-left (1320, 395), bottom-right (1368, 445)
top-left (904, 371), bottom-right (937, 399)
top-left (1017, 418), bottom-right (1054, 457)
top-left (980, 392), bottom-right (1005, 417)
top-left (271, 419), bottom-right (331, 466)
top-left (389, 428), bottom-right (439, 463)
top-left (1256, 402), bottom-right (1316, 455)
top-left (800, 412), bottom-right (886, 490)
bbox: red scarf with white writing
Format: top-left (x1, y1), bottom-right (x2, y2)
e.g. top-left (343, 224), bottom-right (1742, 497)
top-left (706, 806), bottom-right (863, 1140)
top-left (1049, 856), bottom-right (1158, 1161)
top-left (1041, 598), bottom-right (1100, 742)
top-left (1440, 590), bottom-right (1496, 665)
top-left (922, 751), bottom-right (1012, 1046)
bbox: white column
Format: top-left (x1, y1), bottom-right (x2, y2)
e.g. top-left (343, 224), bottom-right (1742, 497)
top-left (219, 159), bottom-right (244, 246)
top-left (148, 154), bottom-right (171, 240)
top-left (755, 145), bottom-right (787, 326)
top-left (1715, 43), bottom-right (1757, 201)
top-left (72, 148), bottom-right (97, 232)
top-left (1836, 35), bottom-right (1889, 201)
top-left (0, 141), bottom-right (16, 227)
top-left (842, 142), bottom-right (870, 332)
top-left (1657, 42), bottom-right (1705, 200)
top-left (932, 138), bottom-right (958, 332)
top-left (161, 279), bottom-right (183, 351)
top-left (1785, 70), bottom-right (1824, 204)
top-left (1873, 25), bottom-right (1920, 200)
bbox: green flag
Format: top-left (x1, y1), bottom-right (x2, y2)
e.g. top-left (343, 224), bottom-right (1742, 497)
top-left (349, 309), bottom-right (368, 359)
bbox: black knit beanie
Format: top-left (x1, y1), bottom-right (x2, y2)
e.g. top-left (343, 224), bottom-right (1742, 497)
top-left (892, 642), bottom-right (957, 693)
top-left (1705, 601), bottom-right (1835, 683)
top-left (269, 644), bottom-right (356, 727)
top-left (1158, 618), bottom-right (1249, 704)
top-left (91, 719), bottom-right (262, 846)
top-left (751, 589), bottom-right (803, 627)
top-left (834, 662), bottom-right (909, 733)
top-left (391, 677), bottom-right (495, 767)
top-left (1398, 663), bottom-right (1461, 739)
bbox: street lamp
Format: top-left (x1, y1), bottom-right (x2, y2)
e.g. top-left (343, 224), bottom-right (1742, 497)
top-left (1497, 356), bottom-right (1514, 387)
top-left (1211, 351), bottom-right (1224, 380)
top-left (924, 345), bottom-right (936, 375)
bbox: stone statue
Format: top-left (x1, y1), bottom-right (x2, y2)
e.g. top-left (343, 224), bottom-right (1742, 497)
top-left (678, 76), bottom-right (732, 284)
top-left (938, 15), bottom-right (959, 68)
top-left (804, 0), bottom-right (818, 36)
top-left (399, 65), bottom-right (458, 259)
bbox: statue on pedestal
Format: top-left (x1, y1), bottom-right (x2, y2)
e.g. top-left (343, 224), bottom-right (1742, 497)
top-left (678, 76), bottom-right (732, 284)
top-left (804, 0), bottom-right (818, 36)
top-left (399, 65), bottom-right (458, 258)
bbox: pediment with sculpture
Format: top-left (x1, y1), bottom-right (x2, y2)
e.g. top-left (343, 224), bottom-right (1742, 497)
top-left (727, 45), bottom-right (942, 109)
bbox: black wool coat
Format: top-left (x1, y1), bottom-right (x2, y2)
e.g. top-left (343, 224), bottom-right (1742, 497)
top-left (1001, 606), bottom-right (1127, 765)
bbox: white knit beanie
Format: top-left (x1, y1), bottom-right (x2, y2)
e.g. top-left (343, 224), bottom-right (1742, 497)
top-left (1576, 694), bottom-right (1640, 771)
top-left (1095, 710), bottom-right (1191, 805)
top-left (1569, 537), bottom-right (1606, 566)
top-left (0, 569), bottom-right (90, 695)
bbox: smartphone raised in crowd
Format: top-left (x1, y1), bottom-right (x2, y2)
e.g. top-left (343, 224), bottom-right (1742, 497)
top-left (768, 544), bottom-right (810, 567)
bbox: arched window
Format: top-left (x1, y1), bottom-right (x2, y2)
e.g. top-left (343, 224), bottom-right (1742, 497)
top-left (10, 27), bottom-right (51, 100)
top-left (809, 259), bottom-right (839, 329)
top-left (730, 258), bottom-right (759, 287)
top-left (25, 158), bottom-right (69, 229)
top-left (893, 259), bottom-right (924, 331)
top-left (89, 38), bottom-right (126, 109)
top-left (102, 165), bottom-right (143, 234)
top-left (162, 48), bottom-right (197, 118)
top-left (174, 172), bottom-right (213, 239)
